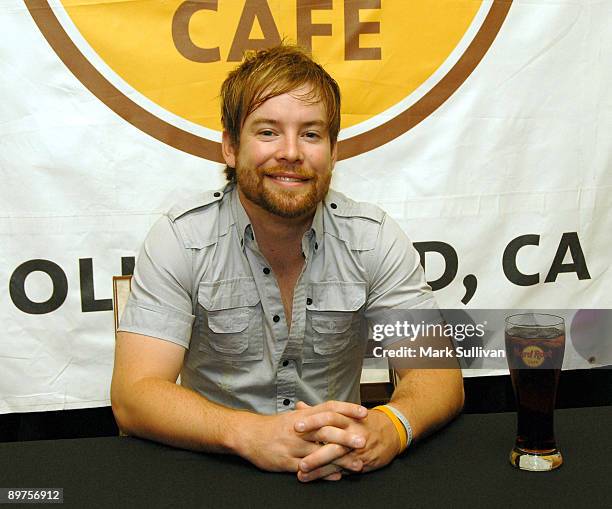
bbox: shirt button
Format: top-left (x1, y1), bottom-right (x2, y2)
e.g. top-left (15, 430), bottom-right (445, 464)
top-left (282, 360), bottom-right (289, 367)
top-left (306, 298), bottom-right (313, 306)
top-left (330, 202), bottom-right (337, 209)
top-left (263, 267), bottom-right (270, 275)
top-left (283, 399), bottom-right (291, 406)
top-left (273, 315), bottom-right (280, 323)
top-left (213, 192), bottom-right (221, 197)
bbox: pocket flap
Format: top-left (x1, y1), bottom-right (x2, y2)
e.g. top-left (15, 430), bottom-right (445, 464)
top-left (207, 307), bottom-right (251, 335)
top-left (308, 282), bottom-right (366, 312)
top-left (198, 278), bottom-right (259, 311)
top-left (311, 313), bottom-right (353, 334)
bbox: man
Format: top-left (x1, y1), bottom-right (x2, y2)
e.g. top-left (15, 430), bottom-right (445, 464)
top-left (112, 45), bottom-right (463, 482)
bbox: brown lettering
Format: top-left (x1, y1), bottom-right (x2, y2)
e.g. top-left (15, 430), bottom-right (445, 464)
top-left (227, 0), bottom-right (282, 62)
top-left (297, 0), bottom-right (332, 52)
top-left (172, 0), bottom-right (221, 63)
top-left (344, 0), bottom-right (381, 60)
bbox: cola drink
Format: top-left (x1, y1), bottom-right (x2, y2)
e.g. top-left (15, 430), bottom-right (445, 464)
top-left (505, 314), bottom-right (565, 471)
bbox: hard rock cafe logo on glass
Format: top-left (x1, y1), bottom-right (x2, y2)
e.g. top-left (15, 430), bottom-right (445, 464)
top-left (517, 345), bottom-right (551, 368)
top-left (505, 314), bottom-right (565, 471)
top-left (25, 0), bottom-right (511, 161)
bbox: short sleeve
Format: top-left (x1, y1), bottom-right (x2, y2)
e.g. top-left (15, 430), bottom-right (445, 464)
top-left (364, 214), bottom-right (442, 347)
top-left (118, 215), bottom-right (195, 348)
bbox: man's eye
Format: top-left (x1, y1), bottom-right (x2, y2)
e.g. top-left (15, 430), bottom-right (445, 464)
top-left (259, 130), bottom-right (275, 137)
top-left (304, 132), bottom-right (321, 139)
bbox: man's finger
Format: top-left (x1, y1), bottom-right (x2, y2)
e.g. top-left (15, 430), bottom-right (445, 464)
top-left (322, 472), bottom-right (343, 481)
top-left (295, 401), bottom-right (366, 421)
top-left (318, 401), bottom-right (368, 420)
top-left (331, 451), bottom-right (363, 473)
top-left (294, 438), bottom-right (323, 459)
top-left (294, 411), bottom-right (354, 433)
top-left (302, 425), bottom-right (365, 449)
top-left (298, 443), bottom-right (349, 473)
top-left (297, 463), bottom-right (342, 483)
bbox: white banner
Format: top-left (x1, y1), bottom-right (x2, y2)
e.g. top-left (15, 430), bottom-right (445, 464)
top-left (1, 0), bottom-right (610, 413)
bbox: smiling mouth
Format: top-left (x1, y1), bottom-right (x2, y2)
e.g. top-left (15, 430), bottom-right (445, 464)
top-left (271, 176), bottom-right (307, 182)
top-left (265, 173), bottom-right (311, 185)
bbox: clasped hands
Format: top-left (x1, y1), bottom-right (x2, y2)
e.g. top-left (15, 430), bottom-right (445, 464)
top-left (240, 400), bottom-right (401, 482)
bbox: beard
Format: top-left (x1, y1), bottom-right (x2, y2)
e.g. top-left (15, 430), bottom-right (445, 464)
top-left (236, 165), bottom-right (332, 219)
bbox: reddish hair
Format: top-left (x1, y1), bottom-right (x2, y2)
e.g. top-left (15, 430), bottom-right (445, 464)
top-left (220, 44), bottom-right (341, 182)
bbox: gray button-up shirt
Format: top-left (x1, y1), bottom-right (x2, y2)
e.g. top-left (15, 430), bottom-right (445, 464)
top-left (119, 184), bottom-right (438, 414)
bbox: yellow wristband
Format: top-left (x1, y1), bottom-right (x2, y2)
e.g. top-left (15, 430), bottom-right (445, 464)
top-left (372, 405), bottom-right (408, 453)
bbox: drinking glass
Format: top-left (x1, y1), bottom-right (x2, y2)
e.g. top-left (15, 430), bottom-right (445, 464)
top-left (505, 313), bottom-right (565, 471)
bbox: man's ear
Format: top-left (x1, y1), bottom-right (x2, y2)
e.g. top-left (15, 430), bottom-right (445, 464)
top-left (222, 131), bottom-right (237, 168)
top-left (331, 142), bottom-right (338, 171)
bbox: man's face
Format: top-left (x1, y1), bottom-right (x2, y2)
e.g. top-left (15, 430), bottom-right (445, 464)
top-left (223, 85), bottom-right (337, 219)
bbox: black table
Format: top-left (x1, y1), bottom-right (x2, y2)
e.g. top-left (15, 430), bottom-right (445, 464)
top-left (1, 406), bottom-right (610, 508)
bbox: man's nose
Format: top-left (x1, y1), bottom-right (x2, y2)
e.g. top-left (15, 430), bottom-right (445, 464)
top-left (276, 135), bottom-right (303, 163)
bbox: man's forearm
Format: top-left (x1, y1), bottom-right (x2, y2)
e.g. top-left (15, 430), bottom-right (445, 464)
top-left (387, 368), bottom-right (464, 444)
top-left (112, 377), bottom-right (253, 455)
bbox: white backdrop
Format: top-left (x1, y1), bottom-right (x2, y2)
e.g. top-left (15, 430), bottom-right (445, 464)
top-left (1, 0), bottom-right (610, 413)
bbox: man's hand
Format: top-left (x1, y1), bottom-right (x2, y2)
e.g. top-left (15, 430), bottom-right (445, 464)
top-left (294, 402), bottom-right (401, 482)
top-left (236, 401), bottom-right (368, 475)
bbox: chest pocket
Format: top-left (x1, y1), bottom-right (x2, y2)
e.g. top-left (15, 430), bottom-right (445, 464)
top-left (197, 277), bottom-right (263, 361)
top-left (305, 282), bottom-right (366, 360)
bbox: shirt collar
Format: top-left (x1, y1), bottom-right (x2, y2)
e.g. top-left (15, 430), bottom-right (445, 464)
top-left (230, 184), bottom-right (252, 247)
top-left (310, 199), bottom-right (324, 242)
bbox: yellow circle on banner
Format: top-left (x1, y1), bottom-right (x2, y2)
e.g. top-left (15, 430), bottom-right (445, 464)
top-left (61, 0), bottom-right (482, 131)
top-left (521, 346), bottom-right (546, 368)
